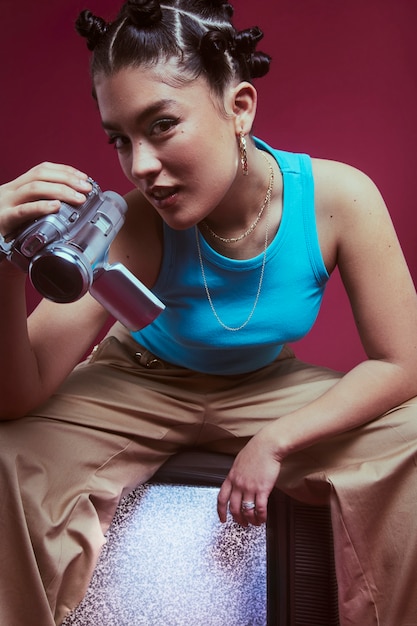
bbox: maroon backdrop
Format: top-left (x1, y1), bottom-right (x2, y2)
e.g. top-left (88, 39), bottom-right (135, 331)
top-left (2, 0), bottom-right (416, 370)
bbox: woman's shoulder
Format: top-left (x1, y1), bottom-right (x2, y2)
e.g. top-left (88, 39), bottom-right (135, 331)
top-left (311, 157), bottom-right (383, 209)
top-left (310, 157), bottom-right (389, 273)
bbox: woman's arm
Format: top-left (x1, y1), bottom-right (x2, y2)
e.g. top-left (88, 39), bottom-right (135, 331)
top-left (218, 160), bottom-right (417, 525)
top-left (274, 159), bottom-right (417, 451)
top-left (0, 280), bottom-right (109, 421)
top-left (0, 163), bottom-right (109, 420)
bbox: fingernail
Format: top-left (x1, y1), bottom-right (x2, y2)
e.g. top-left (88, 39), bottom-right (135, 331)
top-left (78, 179), bottom-right (92, 190)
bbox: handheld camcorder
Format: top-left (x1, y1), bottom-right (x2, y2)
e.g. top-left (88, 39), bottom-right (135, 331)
top-left (0, 179), bottom-right (165, 330)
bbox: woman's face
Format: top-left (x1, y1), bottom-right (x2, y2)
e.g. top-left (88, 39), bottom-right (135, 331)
top-left (94, 62), bottom-right (242, 230)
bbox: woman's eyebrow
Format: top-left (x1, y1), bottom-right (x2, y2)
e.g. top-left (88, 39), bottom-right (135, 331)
top-left (101, 98), bottom-right (177, 131)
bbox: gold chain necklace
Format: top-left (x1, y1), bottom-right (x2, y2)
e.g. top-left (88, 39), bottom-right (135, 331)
top-left (195, 154), bottom-right (274, 331)
top-left (201, 151), bottom-right (274, 243)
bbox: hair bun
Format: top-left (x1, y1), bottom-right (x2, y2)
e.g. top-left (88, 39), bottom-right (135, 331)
top-left (200, 29), bottom-right (231, 59)
top-left (234, 26), bottom-right (263, 55)
top-left (75, 10), bottom-right (109, 51)
top-left (233, 27), bottom-right (271, 80)
top-left (121, 0), bottom-right (162, 27)
top-left (246, 51), bottom-right (271, 79)
top-left (199, 29), bottom-right (234, 85)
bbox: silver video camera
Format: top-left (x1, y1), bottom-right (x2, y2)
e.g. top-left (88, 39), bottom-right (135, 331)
top-left (0, 179), bottom-right (165, 330)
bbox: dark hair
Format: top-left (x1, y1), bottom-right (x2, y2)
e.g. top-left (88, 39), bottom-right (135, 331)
top-left (75, 0), bottom-right (271, 98)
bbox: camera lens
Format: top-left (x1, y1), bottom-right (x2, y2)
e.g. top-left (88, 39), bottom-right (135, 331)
top-left (29, 248), bottom-right (92, 303)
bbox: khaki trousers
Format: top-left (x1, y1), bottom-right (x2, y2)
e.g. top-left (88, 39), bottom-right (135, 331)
top-left (1, 322), bottom-right (417, 626)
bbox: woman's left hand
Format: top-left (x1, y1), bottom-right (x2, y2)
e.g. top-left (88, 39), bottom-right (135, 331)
top-left (217, 430), bottom-right (282, 527)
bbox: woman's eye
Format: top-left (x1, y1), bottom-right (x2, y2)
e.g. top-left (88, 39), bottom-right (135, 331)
top-left (151, 118), bottom-right (179, 136)
top-left (108, 135), bottom-right (130, 151)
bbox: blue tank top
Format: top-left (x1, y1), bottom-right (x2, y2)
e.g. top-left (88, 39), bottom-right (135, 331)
top-left (131, 139), bottom-right (329, 374)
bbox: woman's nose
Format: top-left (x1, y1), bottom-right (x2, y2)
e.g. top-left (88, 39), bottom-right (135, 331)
top-left (130, 142), bottom-right (161, 181)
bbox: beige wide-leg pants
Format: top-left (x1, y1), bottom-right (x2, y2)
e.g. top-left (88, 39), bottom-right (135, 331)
top-left (1, 323), bottom-right (416, 626)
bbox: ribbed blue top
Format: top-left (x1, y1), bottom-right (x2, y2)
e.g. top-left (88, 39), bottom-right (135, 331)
top-left (131, 139), bottom-right (329, 374)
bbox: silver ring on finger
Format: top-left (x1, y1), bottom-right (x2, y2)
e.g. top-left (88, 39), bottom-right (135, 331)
top-left (241, 501), bottom-right (256, 511)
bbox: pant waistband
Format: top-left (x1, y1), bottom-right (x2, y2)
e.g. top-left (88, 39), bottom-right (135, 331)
top-left (134, 344), bottom-right (295, 371)
top-left (106, 323), bottom-right (295, 372)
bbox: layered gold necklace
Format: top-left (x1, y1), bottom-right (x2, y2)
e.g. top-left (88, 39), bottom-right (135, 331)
top-left (195, 152), bottom-right (275, 331)
top-left (201, 152), bottom-right (273, 243)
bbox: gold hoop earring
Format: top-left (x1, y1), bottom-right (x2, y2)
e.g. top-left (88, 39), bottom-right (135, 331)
top-left (239, 131), bottom-right (249, 176)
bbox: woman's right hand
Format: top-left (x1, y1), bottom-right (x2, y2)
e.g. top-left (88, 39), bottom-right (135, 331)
top-left (0, 162), bottom-right (93, 238)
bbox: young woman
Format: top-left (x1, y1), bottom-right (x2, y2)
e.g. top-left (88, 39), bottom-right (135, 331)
top-left (1, 1), bottom-right (417, 624)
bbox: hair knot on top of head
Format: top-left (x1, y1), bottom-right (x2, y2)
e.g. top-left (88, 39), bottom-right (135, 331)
top-left (75, 0), bottom-right (272, 97)
top-left (75, 11), bottom-right (109, 51)
top-left (233, 27), bottom-right (271, 79)
top-left (233, 26), bottom-right (263, 55)
top-left (200, 29), bottom-right (232, 63)
top-left (122, 0), bottom-right (163, 28)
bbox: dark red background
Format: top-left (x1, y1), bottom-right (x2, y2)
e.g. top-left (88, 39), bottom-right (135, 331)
top-left (2, 0), bottom-right (416, 371)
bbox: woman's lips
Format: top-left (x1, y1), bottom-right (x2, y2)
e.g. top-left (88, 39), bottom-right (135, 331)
top-left (148, 186), bottom-right (179, 210)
